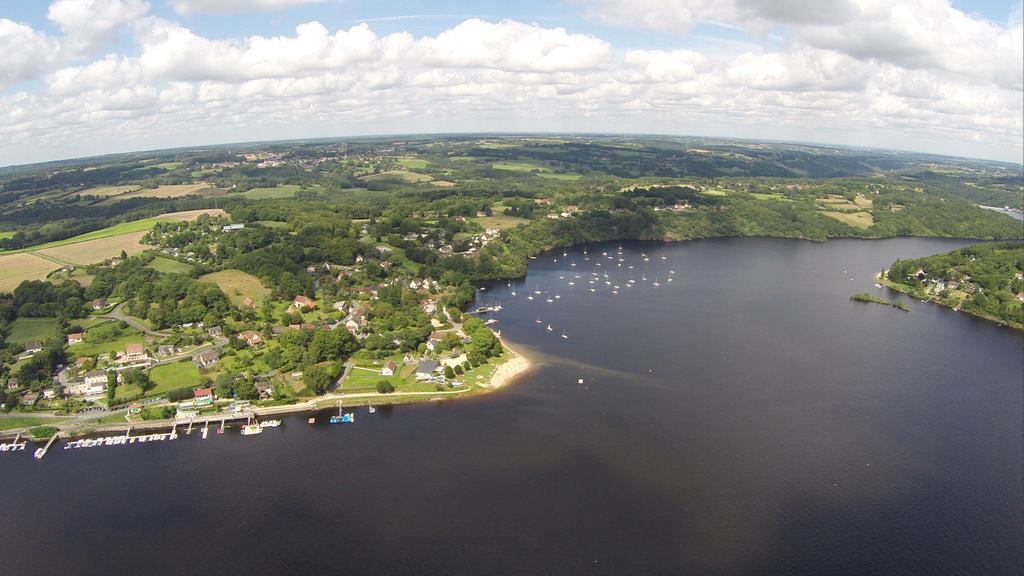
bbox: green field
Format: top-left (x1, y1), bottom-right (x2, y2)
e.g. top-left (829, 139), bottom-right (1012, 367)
top-left (116, 361), bottom-right (200, 399)
top-left (149, 361), bottom-right (201, 393)
top-left (199, 269), bottom-right (270, 306)
top-left (147, 256), bottom-right (193, 274)
top-left (749, 192), bottom-right (791, 201)
top-left (0, 231), bottom-right (14, 239)
top-left (242, 185), bottom-right (301, 199)
top-left (69, 331), bottom-right (146, 357)
top-left (473, 214), bottom-right (530, 230)
top-left (7, 318), bottom-right (58, 344)
top-left (397, 158), bottom-right (430, 169)
top-left (0, 417), bottom-right (65, 431)
top-left (538, 172), bottom-right (582, 180)
top-left (342, 366), bottom-right (410, 391)
top-left (0, 217), bottom-right (165, 255)
top-left (492, 162), bottom-right (551, 172)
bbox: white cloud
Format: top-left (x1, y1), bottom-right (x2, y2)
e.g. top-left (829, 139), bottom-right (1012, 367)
top-left (578, 0), bottom-right (1024, 89)
top-left (416, 19), bottom-right (610, 72)
top-left (0, 19), bottom-right (61, 89)
top-left (1, 15), bottom-right (1022, 165)
top-left (47, 0), bottom-right (150, 55)
top-left (168, 0), bottom-right (324, 15)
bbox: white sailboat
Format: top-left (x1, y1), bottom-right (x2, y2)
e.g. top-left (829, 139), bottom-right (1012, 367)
top-left (546, 324), bottom-right (553, 332)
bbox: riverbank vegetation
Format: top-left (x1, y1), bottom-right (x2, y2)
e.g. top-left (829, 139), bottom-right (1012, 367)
top-left (851, 293), bottom-right (909, 312)
top-left (884, 242), bottom-right (1023, 329)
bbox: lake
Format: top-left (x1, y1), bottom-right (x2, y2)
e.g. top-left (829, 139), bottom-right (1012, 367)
top-left (2, 237), bottom-right (1021, 576)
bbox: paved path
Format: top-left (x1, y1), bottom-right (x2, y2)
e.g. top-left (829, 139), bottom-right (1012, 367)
top-left (101, 302), bottom-right (170, 337)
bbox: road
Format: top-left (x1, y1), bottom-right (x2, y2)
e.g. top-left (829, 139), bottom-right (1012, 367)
top-left (101, 302), bottom-right (170, 337)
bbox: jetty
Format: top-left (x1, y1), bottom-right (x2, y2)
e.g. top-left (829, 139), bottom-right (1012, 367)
top-left (0, 433), bottom-right (26, 452)
top-left (33, 432), bottom-right (59, 460)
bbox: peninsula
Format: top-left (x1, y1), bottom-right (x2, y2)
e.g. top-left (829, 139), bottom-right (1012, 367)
top-left (881, 241), bottom-right (1024, 330)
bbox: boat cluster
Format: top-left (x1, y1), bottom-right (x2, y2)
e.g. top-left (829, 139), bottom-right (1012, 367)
top-left (64, 433), bottom-right (171, 449)
top-left (485, 245), bottom-right (678, 340)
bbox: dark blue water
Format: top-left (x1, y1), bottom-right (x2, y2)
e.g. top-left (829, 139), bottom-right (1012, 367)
top-left (2, 238), bottom-right (1021, 576)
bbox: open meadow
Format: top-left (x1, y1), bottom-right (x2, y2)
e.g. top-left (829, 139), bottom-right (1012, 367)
top-left (199, 269), bottom-right (270, 306)
top-left (7, 317), bottom-right (58, 344)
top-left (102, 183), bottom-right (221, 204)
top-left (0, 253), bottom-right (60, 291)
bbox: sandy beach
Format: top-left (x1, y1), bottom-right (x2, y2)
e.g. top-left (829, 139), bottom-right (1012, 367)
top-left (487, 337), bottom-right (533, 389)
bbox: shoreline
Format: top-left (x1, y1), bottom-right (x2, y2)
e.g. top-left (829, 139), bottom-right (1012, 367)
top-left (487, 336), bottom-right (533, 390)
top-left (876, 271), bottom-right (1024, 331)
top-left (2, 335), bottom-right (537, 441)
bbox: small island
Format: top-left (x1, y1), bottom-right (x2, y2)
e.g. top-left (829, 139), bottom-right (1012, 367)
top-left (881, 241), bottom-right (1024, 330)
top-left (851, 293), bottom-right (909, 312)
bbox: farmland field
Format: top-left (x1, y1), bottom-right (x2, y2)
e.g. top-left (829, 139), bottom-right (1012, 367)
top-left (104, 183), bottom-right (220, 203)
top-left (242, 185), bottom-right (301, 199)
top-left (360, 170), bottom-right (433, 183)
top-left (199, 269), bottom-right (270, 306)
top-left (77, 185), bottom-right (142, 197)
top-left (473, 214), bottom-right (530, 230)
top-left (7, 318), bottom-right (58, 344)
top-left (492, 161), bottom-right (551, 172)
top-left (147, 256), bottom-right (193, 274)
top-left (822, 211), bottom-right (875, 228)
top-left (0, 231), bottom-right (13, 239)
top-left (37, 231), bottom-right (149, 265)
top-left (537, 172), bottom-right (582, 180)
top-left (0, 253), bottom-right (60, 291)
top-left (397, 158), bottom-right (429, 169)
top-left (0, 209), bottom-right (226, 256)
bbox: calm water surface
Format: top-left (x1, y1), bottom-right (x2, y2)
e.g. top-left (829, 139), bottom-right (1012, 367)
top-left (2, 238), bottom-right (1021, 576)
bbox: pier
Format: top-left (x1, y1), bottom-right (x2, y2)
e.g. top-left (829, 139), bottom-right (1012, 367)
top-left (0, 433), bottom-right (26, 452)
top-left (33, 433), bottom-right (59, 460)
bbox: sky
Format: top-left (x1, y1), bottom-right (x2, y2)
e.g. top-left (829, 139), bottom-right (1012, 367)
top-left (0, 0), bottom-right (1021, 166)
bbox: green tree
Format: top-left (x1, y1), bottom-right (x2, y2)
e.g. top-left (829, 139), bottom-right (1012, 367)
top-left (375, 380), bottom-right (395, 394)
top-left (303, 365), bottom-right (332, 395)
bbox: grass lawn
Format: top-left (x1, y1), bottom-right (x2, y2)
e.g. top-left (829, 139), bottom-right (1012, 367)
top-left (94, 413), bottom-right (132, 425)
top-left (0, 417), bottom-right (64, 431)
top-left (242, 185), bottom-right (301, 199)
top-left (0, 231), bottom-right (15, 239)
top-left (150, 361), bottom-right (201, 389)
top-left (7, 317), bottom-right (58, 344)
top-left (199, 269), bottom-right (271, 306)
top-left (146, 361), bottom-right (202, 396)
top-left (700, 189), bottom-right (729, 196)
top-left (492, 161), bottom-right (551, 172)
top-left (69, 331), bottom-right (146, 357)
top-left (147, 256), bottom-right (193, 274)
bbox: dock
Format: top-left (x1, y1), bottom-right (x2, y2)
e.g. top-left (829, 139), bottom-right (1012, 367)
top-left (0, 433), bottom-right (26, 452)
top-left (33, 433), bottom-right (59, 460)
